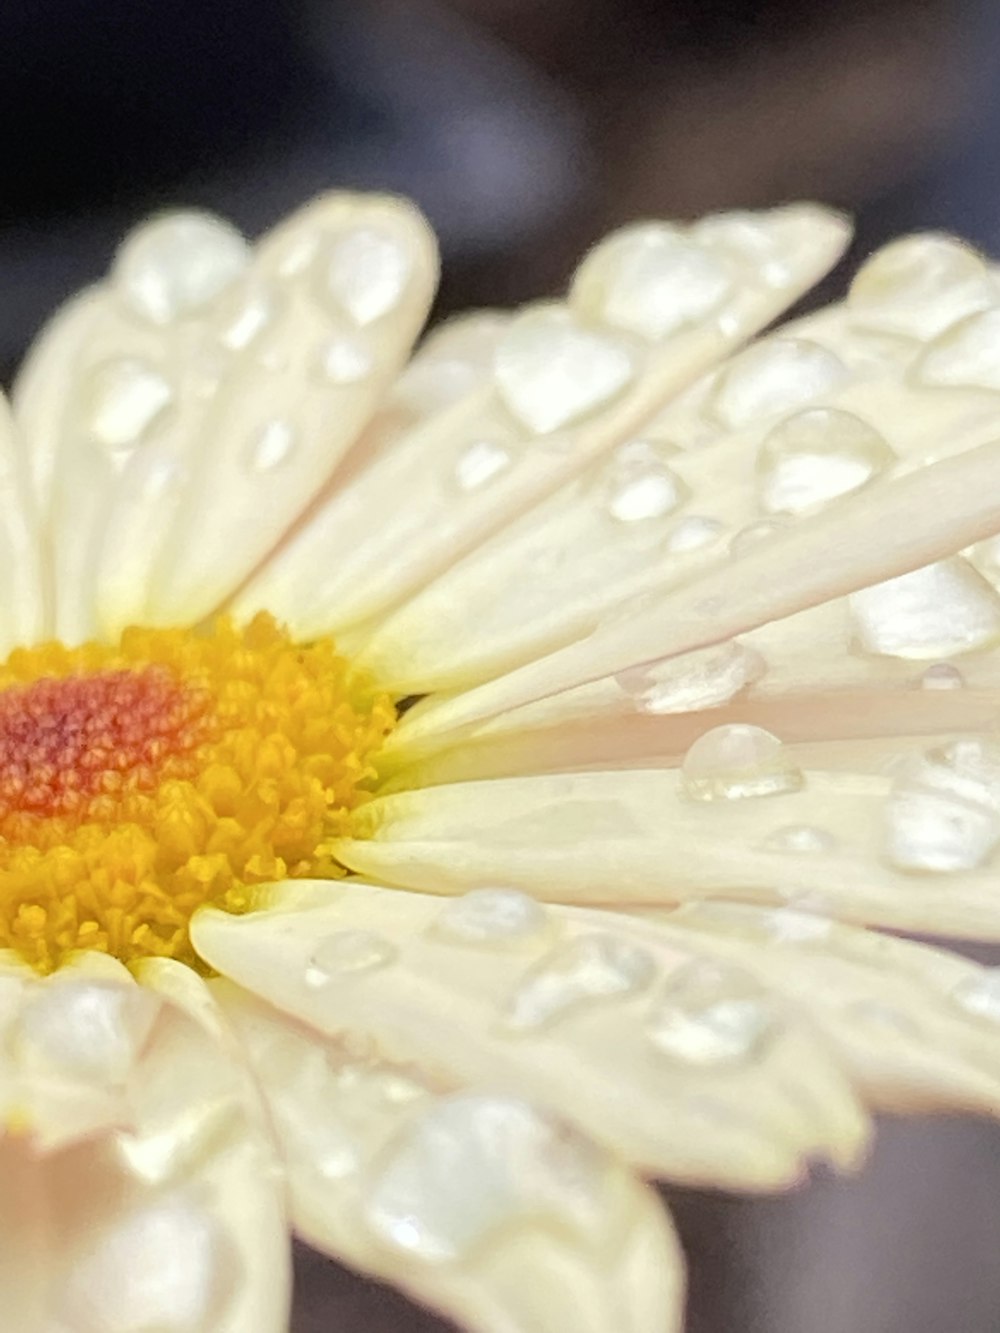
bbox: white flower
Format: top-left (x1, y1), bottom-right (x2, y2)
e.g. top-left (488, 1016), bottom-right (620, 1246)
top-left (1, 195), bottom-right (1000, 1331)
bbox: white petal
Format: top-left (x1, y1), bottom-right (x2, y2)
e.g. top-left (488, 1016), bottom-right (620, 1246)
top-left (193, 883), bottom-right (868, 1190)
top-left (0, 391), bottom-right (45, 653)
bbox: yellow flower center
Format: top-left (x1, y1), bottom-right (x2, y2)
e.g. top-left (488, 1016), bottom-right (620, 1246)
top-left (0, 614), bottom-right (394, 973)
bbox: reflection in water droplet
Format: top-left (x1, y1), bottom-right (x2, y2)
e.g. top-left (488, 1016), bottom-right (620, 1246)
top-left (453, 438), bottom-right (512, 492)
top-left (850, 560), bottom-right (1000, 660)
top-left (762, 824), bottom-right (838, 854)
top-left (681, 725), bottom-right (804, 801)
top-left (646, 960), bottom-right (776, 1066)
top-left (505, 933), bottom-right (656, 1031)
top-left (432, 888), bottom-right (549, 945)
top-left (597, 439), bottom-right (687, 522)
top-left (322, 227), bottom-right (412, 325)
top-left (919, 662), bottom-right (965, 690)
top-left (317, 335), bottom-right (375, 385)
top-left (952, 968), bottom-right (1000, 1023)
top-left (883, 739), bottom-right (1000, 873)
top-left (84, 359), bottom-right (174, 459)
top-left (756, 408), bottom-right (893, 514)
top-left (246, 419), bottom-right (298, 474)
top-left (616, 640), bottom-right (765, 715)
top-left (304, 929), bottom-right (397, 986)
top-left (849, 234), bottom-right (996, 340)
top-left (666, 515), bottom-right (724, 553)
top-left (114, 211), bottom-right (249, 325)
top-left (913, 308), bottom-right (1000, 391)
top-left (709, 338), bottom-right (848, 429)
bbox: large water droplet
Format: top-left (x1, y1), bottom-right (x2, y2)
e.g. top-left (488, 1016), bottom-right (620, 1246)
top-left (646, 960), bottom-right (776, 1066)
top-left (245, 419), bottom-right (298, 474)
top-left (322, 227), bottom-right (412, 325)
top-left (84, 359), bottom-right (174, 459)
top-left (681, 724), bottom-right (804, 801)
top-left (114, 211), bottom-right (249, 325)
top-left (884, 739), bottom-right (1000, 872)
top-left (913, 308), bottom-right (1000, 391)
top-left (756, 407), bottom-right (893, 514)
top-left (432, 888), bottom-right (549, 946)
top-left (453, 438), bottom-right (513, 492)
top-left (494, 304), bottom-right (636, 434)
top-left (305, 930), bottom-right (398, 986)
top-left (709, 338), bottom-right (848, 429)
top-left (596, 438), bottom-right (687, 522)
top-left (571, 222), bottom-right (733, 340)
top-left (850, 559), bottom-right (1000, 660)
top-left (616, 640), bottom-right (765, 714)
top-left (365, 1094), bottom-right (611, 1262)
top-left (849, 234), bottom-right (997, 340)
top-left (505, 933), bottom-right (656, 1031)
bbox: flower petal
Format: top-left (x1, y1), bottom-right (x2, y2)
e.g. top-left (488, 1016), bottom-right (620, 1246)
top-left (192, 882), bottom-right (868, 1190)
top-left (213, 978), bottom-right (683, 1333)
top-left (0, 966), bottom-right (290, 1332)
top-left (0, 392), bottom-right (45, 654)
top-left (336, 763), bottom-right (1000, 939)
top-left (12, 194), bottom-right (437, 641)
top-left (234, 205), bottom-right (850, 640)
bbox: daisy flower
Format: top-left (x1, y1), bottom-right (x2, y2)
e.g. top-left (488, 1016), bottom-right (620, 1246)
top-left (4, 192), bottom-right (1000, 1332)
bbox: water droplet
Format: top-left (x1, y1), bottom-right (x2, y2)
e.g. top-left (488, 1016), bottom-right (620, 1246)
top-left (616, 640), bottom-right (765, 714)
top-left (505, 932), bottom-right (657, 1031)
top-left (913, 308), bottom-right (1000, 391)
top-left (709, 338), bottom-right (848, 430)
top-left (850, 559), bottom-right (1000, 660)
top-left (756, 408), bottom-right (893, 514)
top-left (135, 454), bottom-right (185, 503)
top-left (113, 211), bottom-right (249, 325)
top-left (57, 1194), bottom-right (237, 1332)
top-left (884, 739), bottom-right (1000, 872)
top-left (646, 961), bottom-right (776, 1066)
top-left (14, 981), bottom-right (158, 1085)
top-left (666, 515), bottom-right (724, 553)
top-left (597, 438), bottom-right (687, 522)
top-left (432, 888), bottom-right (549, 946)
top-left (494, 304), bottom-right (635, 434)
top-left (217, 283), bottom-right (277, 351)
top-left (952, 968), bottom-right (1000, 1022)
top-left (849, 234), bottom-right (997, 340)
top-left (728, 518), bottom-right (791, 557)
top-left (316, 334), bottom-right (375, 385)
top-left (365, 1094), bottom-right (611, 1262)
top-left (572, 222), bottom-right (733, 340)
top-left (304, 930), bottom-right (397, 985)
top-left (681, 724), bottom-right (804, 801)
top-left (453, 438), bottom-right (512, 492)
top-left (763, 908), bottom-right (834, 943)
top-left (762, 824), bottom-right (838, 854)
top-left (920, 662), bottom-right (965, 690)
top-left (394, 313), bottom-right (510, 417)
top-left (83, 359), bottom-right (174, 458)
top-left (322, 227), bottom-right (412, 325)
top-left (246, 419), bottom-right (297, 474)
top-left (693, 210), bottom-right (793, 287)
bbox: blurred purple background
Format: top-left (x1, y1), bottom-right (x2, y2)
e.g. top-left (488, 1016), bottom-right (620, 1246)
top-left (8, 1), bottom-right (1000, 1327)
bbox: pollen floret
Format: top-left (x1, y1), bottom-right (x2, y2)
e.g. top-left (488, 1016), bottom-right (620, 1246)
top-left (0, 613), bottom-right (394, 971)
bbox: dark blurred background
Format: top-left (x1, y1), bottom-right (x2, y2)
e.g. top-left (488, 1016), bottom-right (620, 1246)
top-left (11, 1), bottom-right (1000, 1327)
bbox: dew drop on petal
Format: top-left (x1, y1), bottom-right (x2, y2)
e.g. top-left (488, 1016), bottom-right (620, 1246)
top-left (849, 559), bottom-right (1000, 660)
top-left (913, 308), bottom-right (1000, 391)
top-left (571, 222), bottom-right (733, 340)
top-left (304, 929), bottom-right (398, 986)
top-left (681, 724), bottom-right (804, 802)
top-left (709, 338), bottom-right (848, 430)
top-left (728, 518), bottom-right (791, 557)
top-left (693, 209), bottom-right (794, 287)
top-left (245, 419), bottom-right (298, 474)
top-left (762, 823), bottom-right (838, 854)
top-left (504, 932), bottom-right (657, 1032)
top-left (315, 334), bottom-right (375, 385)
top-left (321, 227), bottom-right (412, 325)
top-left (217, 283), bottom-right (278, 351)
top-left (756, 407), bottom-right (893, 514)
top-left (114, 211), bottom-right (250, 326)
top-left (763, 907), bottom-right (834, 944)
top-left (848, 234), bottom-right (997, 340)
top-left (616, 640), bottom-right (765, 715)
top-left (394, 312), bottom-right (510, 418)
top-left (596, 438), bottom-right (687, 522)
top-left (432, 888), bottom-right (549, 946)
top-left (919, 662), bottom-right (965, 690)
top-left (84, 359), bottom-right (174, 458)
top-left (666, 515), bottom-right (725, 553)
top-left (883, 739), bottom-right (1000, 873)
top-left (57, 1194), bottom-right (238, 1333)
top-left (646, 960), bottom-right (776, 1067)
top-left (951, 968), bottom-right (1000, 1022)
top-left (365, 1094), bottom-right (612, 1262)
top-left (494, 305), bottom-right (636, 434)
top-left (453, 438), bottom-right (513, 492)
top-left (14, 982), bottom-right (158, 1085)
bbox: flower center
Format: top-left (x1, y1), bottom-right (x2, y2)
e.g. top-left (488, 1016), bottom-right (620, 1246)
top-left (0, 614), bottom-right (394, 972)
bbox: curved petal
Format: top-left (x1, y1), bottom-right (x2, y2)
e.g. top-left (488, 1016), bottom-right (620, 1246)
top-left (12, 194), bottom-right (437, 641)
top-left (0, 966), bottom-right (290, 1332)
top-left (0, 392), bottom-right (45, 654)
top-left (212, 978), bottom-right (683, 1333)
top-left (192, 881), bottom-right (868, 1191)
top-left (336, 760), bottom-right (1000, 939)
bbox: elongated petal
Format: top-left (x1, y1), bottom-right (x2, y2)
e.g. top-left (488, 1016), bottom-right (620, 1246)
top-left (235, 205), bottom-right (850, 640)
top-left (336, 761), bottom-right (1000, 939)
top-left (0, 392), bottom-right (45, 654)
top-left (212, 979), bottom-right (682, 1333)
top-left (0, 967), bottom-right (289, 1332)
top-left (193, 881), bottom-right (868, 1190)
top-left (12, 194), bottom-right (437, 641)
